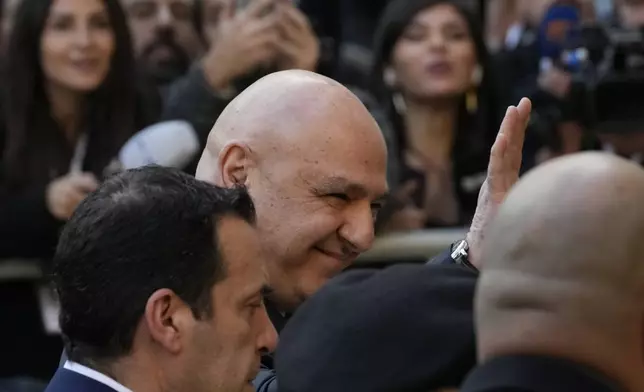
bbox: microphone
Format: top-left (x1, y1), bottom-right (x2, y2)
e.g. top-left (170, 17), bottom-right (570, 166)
top-left (104, 120), bottom-right (200, 177)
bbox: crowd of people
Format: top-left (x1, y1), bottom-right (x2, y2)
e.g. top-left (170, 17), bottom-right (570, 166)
top-left (1, 0), bottom-right (644, 391)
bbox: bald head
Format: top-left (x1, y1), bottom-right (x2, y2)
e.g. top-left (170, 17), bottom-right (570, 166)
top-left (195, 70), bottom-right (386, 184)
top-left (476, 152), bottom-right (644, 388)
top-left (195, 70), bottom-right (388, 312)
top-left (482, 152), bottom-right (644, 283)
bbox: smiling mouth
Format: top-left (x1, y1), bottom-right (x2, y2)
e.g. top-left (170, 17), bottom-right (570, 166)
top-left (314, 247), bottom-right (359, 266)
top-left (71, 59), bottom-right (101, 71)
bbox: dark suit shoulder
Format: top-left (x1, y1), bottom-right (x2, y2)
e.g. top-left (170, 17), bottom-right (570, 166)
top-left (461, 355), bottom-right (624, 392)
top-left (45, 368), bottom-right (118, 392)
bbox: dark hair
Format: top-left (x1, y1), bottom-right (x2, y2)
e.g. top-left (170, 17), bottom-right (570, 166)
top-left (53, 166), bottom-right (256, 364)
top-left (372, 0), bottom-right (500, 158)
top-left (2, 0), bottom-right (138, 186)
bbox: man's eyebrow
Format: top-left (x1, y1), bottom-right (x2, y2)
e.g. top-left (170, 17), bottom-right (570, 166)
top-left (318, 176), bottom-right (389, 202)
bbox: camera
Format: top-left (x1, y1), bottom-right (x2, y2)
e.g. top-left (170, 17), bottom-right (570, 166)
top-left (560, 24), bottom-right (644, 133)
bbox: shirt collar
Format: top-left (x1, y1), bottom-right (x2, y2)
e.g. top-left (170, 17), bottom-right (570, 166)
top-left (64, 361), bottom-right (133, 392)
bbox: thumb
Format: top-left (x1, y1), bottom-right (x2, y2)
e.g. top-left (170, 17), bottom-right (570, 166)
top-left (68, 173), bottom-right (99, 193)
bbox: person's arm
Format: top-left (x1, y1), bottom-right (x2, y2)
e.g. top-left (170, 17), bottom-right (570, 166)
top-left (162, 64), bottom-right (235, 146)
top-left (0, 183), bottom-right (64, 259)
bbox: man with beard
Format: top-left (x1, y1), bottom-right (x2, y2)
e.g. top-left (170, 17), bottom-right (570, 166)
top-left (120, 0), bottom-right (202, 86)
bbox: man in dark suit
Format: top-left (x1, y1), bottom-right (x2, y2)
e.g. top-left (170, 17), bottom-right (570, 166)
top-left (463, 152), bottom-right (644, 391)
top-left (47, 166), bottom-right (277, 392)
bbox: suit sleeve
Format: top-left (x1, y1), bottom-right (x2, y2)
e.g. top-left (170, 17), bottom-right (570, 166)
top-left (427, 245), bottom-right (456, 266)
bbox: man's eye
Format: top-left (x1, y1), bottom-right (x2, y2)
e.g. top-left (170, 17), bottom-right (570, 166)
top-left (328, 193), bottom-right (350, 201)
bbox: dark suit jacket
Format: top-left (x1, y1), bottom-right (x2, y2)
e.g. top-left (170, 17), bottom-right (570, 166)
top-left (45, 367), bottom-right (117, 392)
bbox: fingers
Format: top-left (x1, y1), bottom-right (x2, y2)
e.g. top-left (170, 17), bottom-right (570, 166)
top-left (67, 173), bottom-right (99, 193)
top-left (277, 2), bottom-right (310, 32)
top-left (506, 98), bottom-right (531, 171)
top-left (517, 97), bottom-right (532, 128)
top-left (243, 0), bottom-right (276, 19)
top-left (272, 38), bottom-right (299, 61)
top-left (247, 10), bottom-right (280, 35)
top-left (488, 105), bottom-right (515, 177)
top-left (66, 188), bottom-right (88, 209)
top-left (276, 7), bottom-right (300, 42)
top-left (219, 0), bottom-right (235, 21)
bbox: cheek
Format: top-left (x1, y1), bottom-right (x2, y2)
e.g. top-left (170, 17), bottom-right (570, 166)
top-left (40, 35), bottom-right (67, 80)
top-left (129, 22), bottom-right (151, 52)
top-left (452, 43), bottom-right (478, 84)
top-left (391, 45), bottom-right (426, 90)
top-left (97, 32), bottom-right (116, 62)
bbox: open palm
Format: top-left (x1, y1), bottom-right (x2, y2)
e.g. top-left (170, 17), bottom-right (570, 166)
top-left (467, 98), bottom-right (532, 267)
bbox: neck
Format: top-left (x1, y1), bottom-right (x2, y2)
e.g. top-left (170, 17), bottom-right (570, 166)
top-left (47, 82), bottom-right (84, 144)
top-left (402, 98), bottom-right (458, 165)
top-left (105, 353), bottom-right (167, 392)
top-left (479, 318), bottom-right (644, 392)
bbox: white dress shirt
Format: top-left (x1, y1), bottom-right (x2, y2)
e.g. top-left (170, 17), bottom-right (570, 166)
top-left (64, 361), bottom-right (133, 392)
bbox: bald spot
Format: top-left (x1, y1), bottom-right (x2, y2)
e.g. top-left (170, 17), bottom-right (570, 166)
top-left (478, 152), bottom-right (644, 332)
top-left (195, 70), bottom-right (387, 182)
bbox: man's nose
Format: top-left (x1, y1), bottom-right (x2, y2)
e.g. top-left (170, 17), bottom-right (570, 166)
top-left (339, 202), bottom-right (375, 254)
top-left (155, 4), bottom-right (174, 28)
top-left (257, 307), bottom-right (278, 354)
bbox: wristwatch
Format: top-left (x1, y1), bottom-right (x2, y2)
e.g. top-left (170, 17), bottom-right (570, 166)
top-left (451, 239), bottom-right (478, 272)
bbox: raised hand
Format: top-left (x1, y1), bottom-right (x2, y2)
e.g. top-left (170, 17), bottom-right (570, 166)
top-left (466, 98), bottom-right (532, 267)
top-left (202, 0), bottom-right (281, 90)
top-left (274, 1), bottom-right (320, 72)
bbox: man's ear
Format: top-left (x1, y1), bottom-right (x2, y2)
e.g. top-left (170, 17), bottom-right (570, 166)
top-left (143, 289), bottom-right (195, 355)
top-left (218, 142), bottom-right (253, 188)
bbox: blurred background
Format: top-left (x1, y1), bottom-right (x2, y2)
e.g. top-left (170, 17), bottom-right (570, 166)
top-left (1, 0), bottom-right (643, 390)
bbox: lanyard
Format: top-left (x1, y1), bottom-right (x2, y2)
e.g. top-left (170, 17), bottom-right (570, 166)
top-left (68, 133), bottom-right (87, 174)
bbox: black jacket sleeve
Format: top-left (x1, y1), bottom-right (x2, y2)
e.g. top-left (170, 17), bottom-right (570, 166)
top-left (275, 263), bottom-right (478, 392)
top-left (161, 65), bottom-right (236, 174)
top-left (162, 65), bottom-right (233, 143)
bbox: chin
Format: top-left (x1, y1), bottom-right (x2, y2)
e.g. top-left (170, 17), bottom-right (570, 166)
top-left (418, 84), bottom-right (467, 100)
top-left (66, 79), bottom-right (106, 93)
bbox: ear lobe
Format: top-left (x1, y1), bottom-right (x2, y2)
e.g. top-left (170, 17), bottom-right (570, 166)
top-left (218, 143), bottom-right (251, 188)
top-left (471, 65), bottom-right (483, 86)
top-left (144, 289), bottom-right (193, 355)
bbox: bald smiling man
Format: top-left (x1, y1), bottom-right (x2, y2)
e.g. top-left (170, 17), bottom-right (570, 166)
top-left (59, 70), bottom-right (531, 391)
top-left (193, 70), bottom-right (531, 390)
top-left (464, 152), bottom-right (644, 392)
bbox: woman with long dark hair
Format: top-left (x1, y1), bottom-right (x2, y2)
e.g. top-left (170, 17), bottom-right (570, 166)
top-left (0, 0), bottom-right (157, 259)
top-left (0, 0), bottom-right (158, 380)
top-left (372, 0), bottom-right (503, 232)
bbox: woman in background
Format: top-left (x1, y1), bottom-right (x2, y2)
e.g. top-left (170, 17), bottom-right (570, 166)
top-left (0, 0), bottom-right (158, 259)
top-left (0, 0), bottom-right (157, 381)
top-left (372, 0), bottom-right (502, 232)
